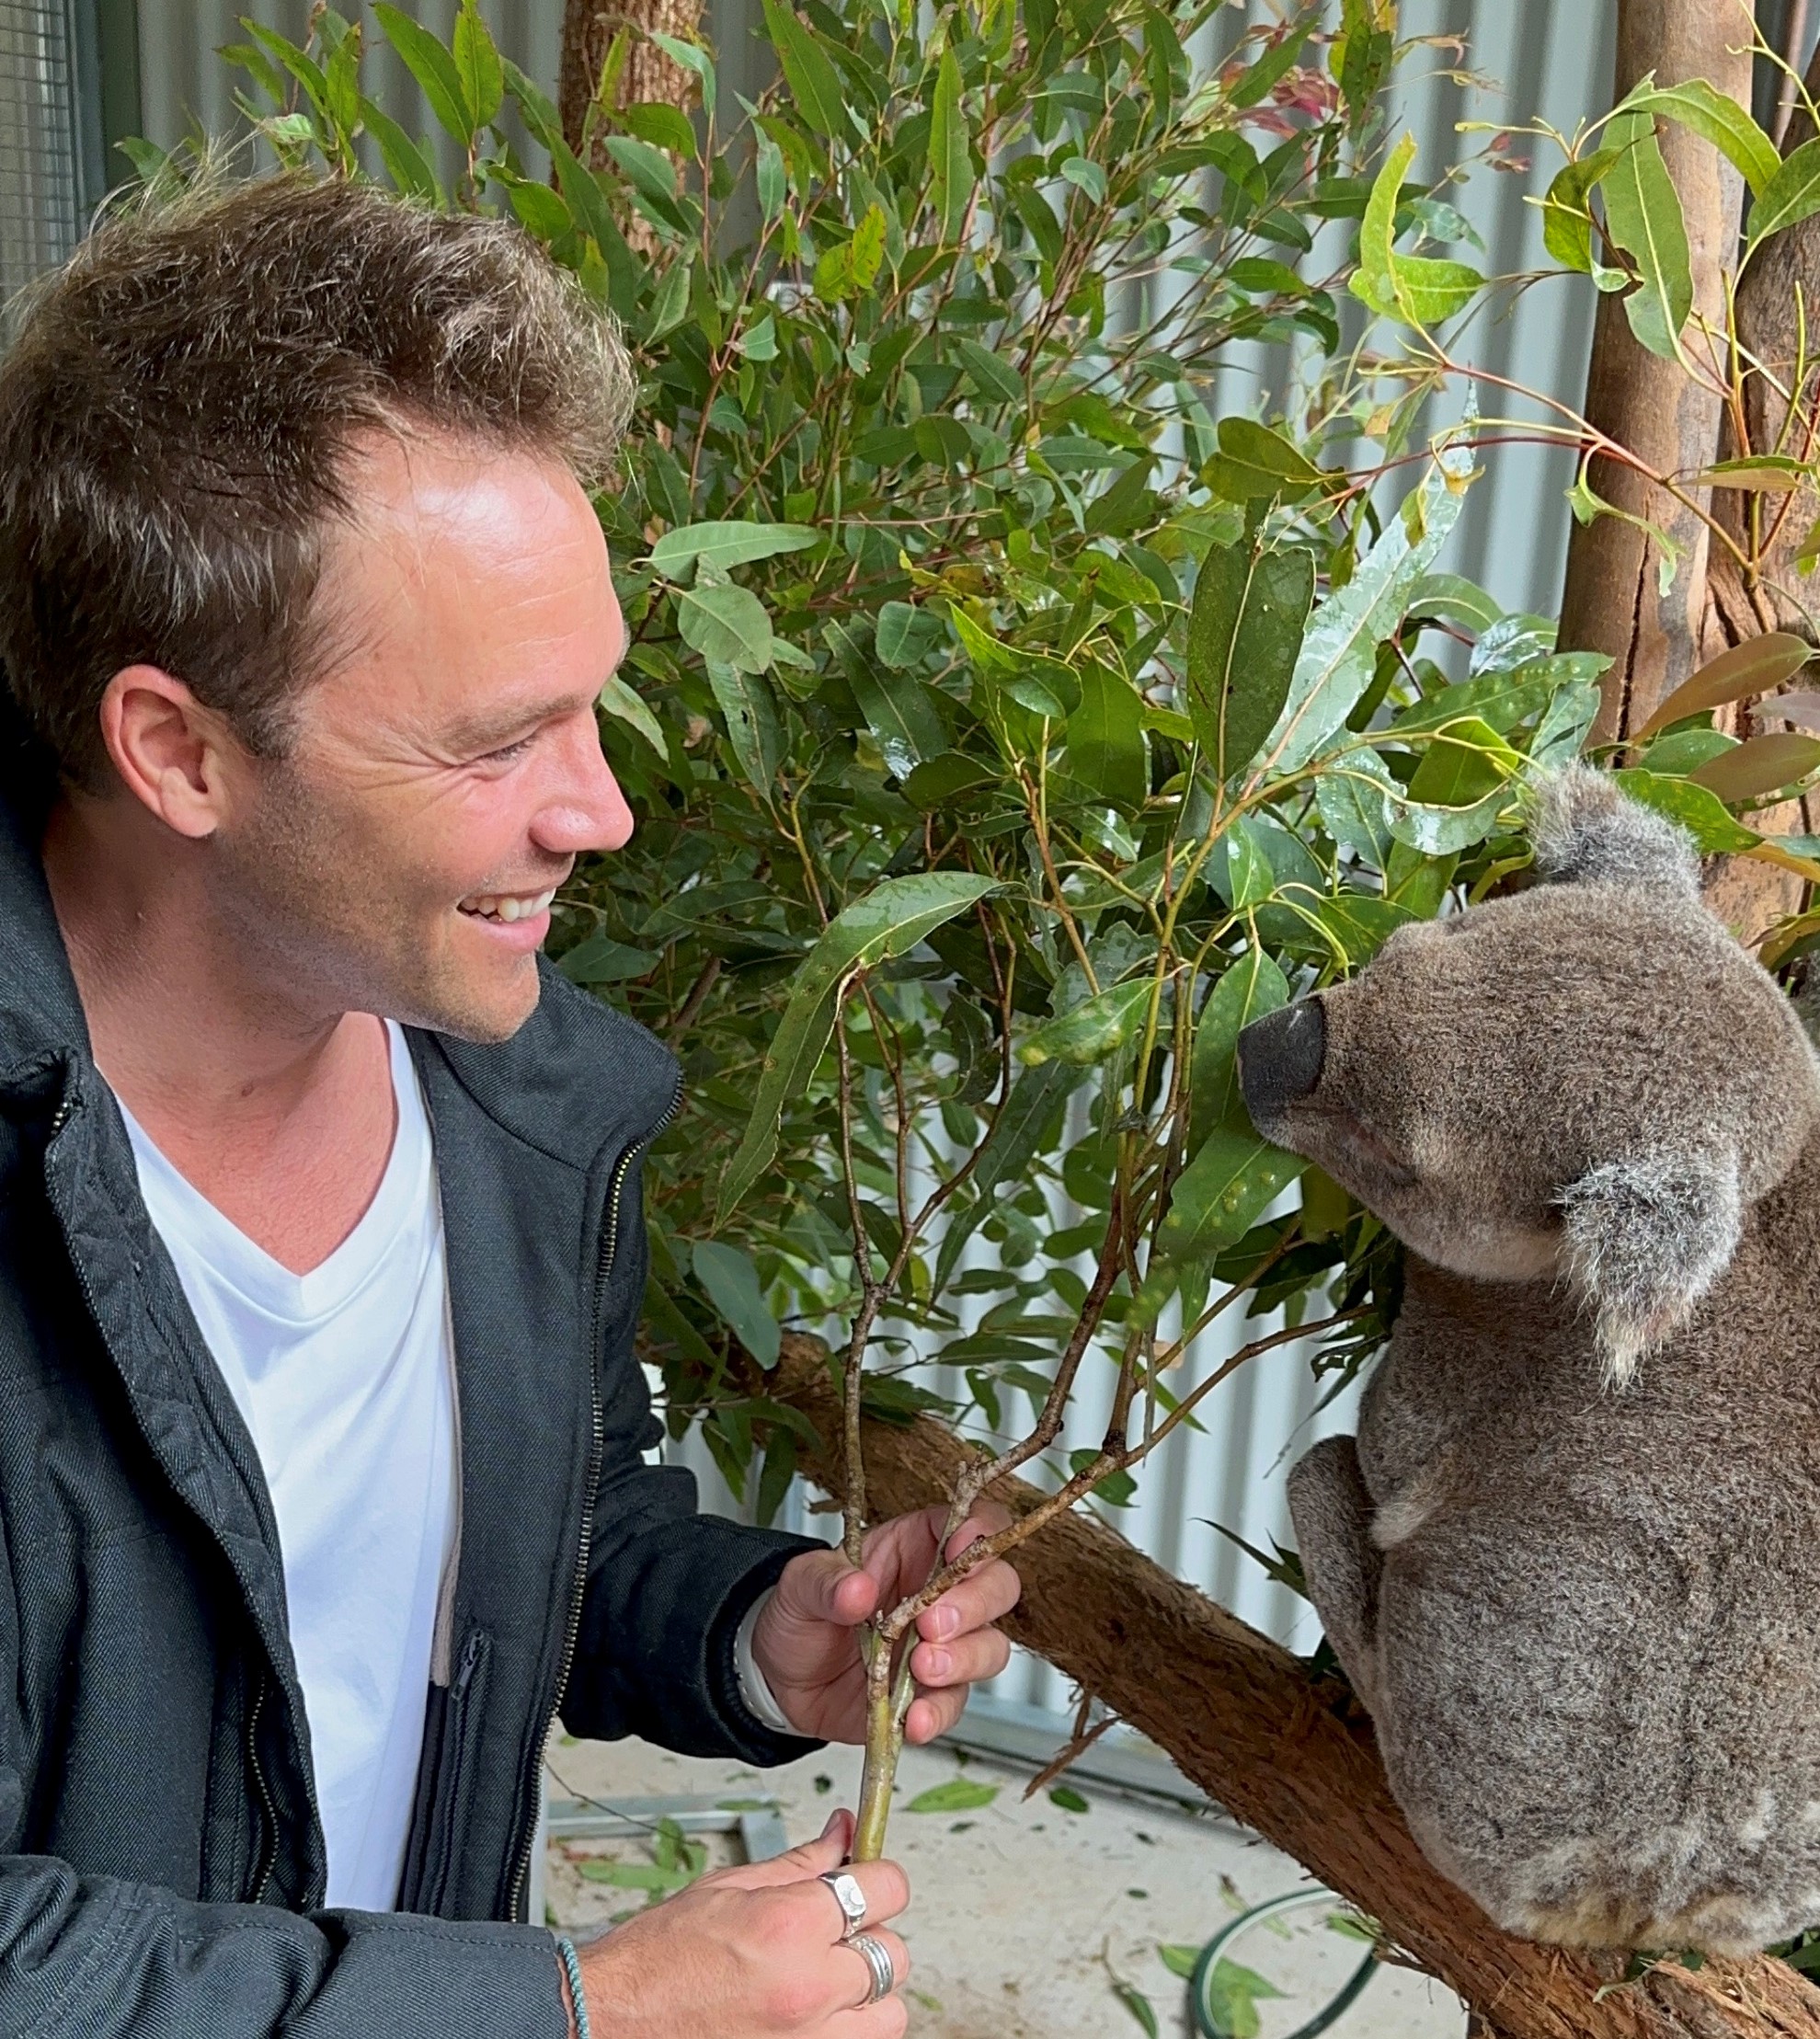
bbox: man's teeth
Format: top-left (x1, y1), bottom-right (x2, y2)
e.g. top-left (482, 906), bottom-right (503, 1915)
top-left (462, 888), bottom-right (557, 923)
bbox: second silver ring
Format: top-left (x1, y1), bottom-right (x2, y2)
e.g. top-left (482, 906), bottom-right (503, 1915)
top-left (848, 1930), bottom-right (897, 2006)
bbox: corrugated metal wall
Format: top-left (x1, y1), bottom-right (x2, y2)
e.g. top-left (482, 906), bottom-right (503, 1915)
top-left (128, 1), bottom-right (1616, 1716)
top-left (0, 1), bottom-right (87, 305)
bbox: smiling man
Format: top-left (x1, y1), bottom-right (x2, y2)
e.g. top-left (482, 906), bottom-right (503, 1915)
top-left (0, 175), bottom-right (1019, 2038)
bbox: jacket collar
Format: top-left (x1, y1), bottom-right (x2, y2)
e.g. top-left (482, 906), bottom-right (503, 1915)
top-left (0, 706), bottom-right (92, 1083)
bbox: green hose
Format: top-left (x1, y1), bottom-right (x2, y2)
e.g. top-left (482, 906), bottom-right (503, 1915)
top-left (1189, 1886), bottom-right (1380, 2039)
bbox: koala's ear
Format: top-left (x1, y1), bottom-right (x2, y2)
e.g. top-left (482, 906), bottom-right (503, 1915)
top-left (1528, 763), bottom-right (1701, 897)
top-left (1557, 1152), bottom-right (1741, 1388)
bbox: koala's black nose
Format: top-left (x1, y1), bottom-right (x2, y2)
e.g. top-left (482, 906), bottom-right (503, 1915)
top-left (1238, 998), bottom-right (1326, 1123)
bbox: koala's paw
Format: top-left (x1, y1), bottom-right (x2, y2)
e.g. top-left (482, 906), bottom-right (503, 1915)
top-left (1528, 764), bottom-right (1701, 897)
top-left (1558, 1152), bottom-right (1742, 1387)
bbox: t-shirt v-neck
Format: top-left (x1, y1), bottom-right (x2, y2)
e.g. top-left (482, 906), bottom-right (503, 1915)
top-left (115, 1021), bottom-right (458, 1913)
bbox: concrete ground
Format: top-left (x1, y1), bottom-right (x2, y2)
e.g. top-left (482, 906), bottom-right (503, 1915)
top-left (543, 1726), bottom-right (1469, 2039)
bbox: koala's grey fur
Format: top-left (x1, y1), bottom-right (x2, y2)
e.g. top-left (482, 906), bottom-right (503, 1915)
top-left (1248, 765), bottom-right (1820, 1955)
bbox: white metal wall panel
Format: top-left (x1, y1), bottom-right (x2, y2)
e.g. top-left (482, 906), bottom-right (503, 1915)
top-left (0, 1), bottom-right (85, 305)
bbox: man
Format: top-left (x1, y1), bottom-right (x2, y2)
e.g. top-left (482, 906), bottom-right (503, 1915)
top-left (0, 173), bottom-right (1020, 2036)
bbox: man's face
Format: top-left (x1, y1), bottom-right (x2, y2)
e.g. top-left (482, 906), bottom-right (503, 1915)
top-left (215, 431), bottom-right (634, 1042)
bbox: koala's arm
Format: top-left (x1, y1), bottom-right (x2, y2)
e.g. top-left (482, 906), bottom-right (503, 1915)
top-left (1288, 1435), bottom-right (1383, 1715)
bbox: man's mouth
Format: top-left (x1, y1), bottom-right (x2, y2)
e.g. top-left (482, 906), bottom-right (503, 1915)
top-left (457, 886), bottom-right (559, 924)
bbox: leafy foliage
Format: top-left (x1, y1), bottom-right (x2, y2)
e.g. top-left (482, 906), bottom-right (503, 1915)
top-left (183, 2), bottom-right (1820, 1557)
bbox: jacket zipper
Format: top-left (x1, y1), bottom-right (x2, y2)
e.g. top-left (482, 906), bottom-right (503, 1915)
top-left (246, 1668), bottom-right (280, 1901)
top-left (502, 1083), bottom-right (680, 1922)
top-left (45, 1077), bottom-right (312, 1910)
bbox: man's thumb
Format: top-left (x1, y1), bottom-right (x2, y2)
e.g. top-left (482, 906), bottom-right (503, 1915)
top-left (722, 1808), bottom-right (854, 1888)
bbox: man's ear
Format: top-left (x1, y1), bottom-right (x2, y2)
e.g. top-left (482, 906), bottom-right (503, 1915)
top-left (1557, 1151), bottom-right (1742, 1389)
top-left (98, 665), bottom-right (235, 840)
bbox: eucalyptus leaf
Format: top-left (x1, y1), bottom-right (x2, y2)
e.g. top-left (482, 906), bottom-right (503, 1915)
top-left (1185, 538), bottom-right (1315, 781)
top-left (1159, 1128), bottom-right (1306, 1260)
top-left (720, 875), bottom-right (1003, 1215)
top-left (650, 521), bottom-right (819, 578)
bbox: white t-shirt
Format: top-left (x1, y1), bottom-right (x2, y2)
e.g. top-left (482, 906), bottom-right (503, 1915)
top-left (119, 1021), bottom-right (457, 1911)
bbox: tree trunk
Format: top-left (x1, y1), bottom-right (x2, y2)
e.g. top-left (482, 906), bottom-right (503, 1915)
top-left (1558, 2), bottom-right (1753, 742)
top-left (761, 1335), bottom-right (1820, 2039)
top-left (559, 0), bottom-right (699, 158)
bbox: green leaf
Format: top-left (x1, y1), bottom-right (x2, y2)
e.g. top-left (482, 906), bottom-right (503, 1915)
top-left (577, 1858), bottom-right (694, 1893)
top-left (558, 933), bottom-right (659, 985)
top-left (452, 0), bottom-right (504, 127)
top-left (1189, 949), bottom-right (1289, 1151)
top-left (1622, 79), bottom-right (1778, 199)
top-left (679, 584), bottom-right (776, 672)
top-left (692, 1239), bottom-right (781, 1367)
top-left (1202, 1958), bottom-right (1288, 2039)
top-left (754, 124), bottom-right (786, 220)
top-left (1186, 538), bottom-right (1315, 781)
top-left (1204, 418), bottom-right (1325, 502)
top-left (906, 1778), bottom-right (1000, 1813)
top-left (1315, 747), bottom-right (1398, 865)
top-left (361, 98), bottom-right (441, 202)
top-left (598, 672), bottom-right (667, 757)
top-left (650, 521), bottom-right (818, 578)
top-left (1158, 1943), bottom-right (1201, 1979)
top-left (1067, 662), bottom-right (1147, 810)
top-left (1227, 22), bottom-right (1310, 109)
top-left (1349, 134), bottom-right (1482, 327)
top-left (1160, 1128), bottom-right (1306, 1260)
top-left (1268, 441), bottom-right (1474, 773)
top-left (755, 1425), bottom-right (796, 1525)
top-left (1048, 1785), bottom-right (1090, 1812)
top-left (648, 31), bottom-right (715, 118)
top-left (1112, 1981), bottom-right (1160, 2039)
top-left (1602, 109), bottom-right (1692, 359)
top-left (624, 101), bottom-right (698, 156)
top-left (704, 661), bottom-right (784, 789)
top-left (1538, 146), bottom-right (1621, 273)
top-left (643, 258), bottom-right (693, 344)
top-left (373, 6), bottom-right (475, 143)
top-left (1610, 769), bottom-right (1761, 853)
top-left (953, 336), bottom-right (1022, 406)
top-left (1688, 455), bottom-right (1812, 492)
top-left (933, 1060), bottom-right (1076, 1292)
top-left (928, 46), bottom-right (972, 242)
top-left (814, 203), bottom-right (888, 301)
top-left (760, 0), bottom-right (849, 141)
top-left (876, 601), bottom-right (944, 668)
top-left (720, 875), bottom-right (1003, 1215)
top-left (1018, 979), bottom-right (1153, 1067)
top-left (903, 752), bottom-right (999, 812)
top-left (1070, 1447), bottom-right (1135, 1505)
top-left (1388, 715), bottom-right (1522, 853)
top-left (828, 622), bottom-right (945, 775)
top-left (1747, 135), bottom-right (1820, 251)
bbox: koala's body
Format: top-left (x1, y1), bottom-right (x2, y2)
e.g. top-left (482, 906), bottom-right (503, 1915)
top-left (1239, 767), bottom-right (1820, 1956)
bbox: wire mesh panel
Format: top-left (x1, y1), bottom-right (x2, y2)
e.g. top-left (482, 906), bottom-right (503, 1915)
top-left (0, 1), bottom-right (84, 308)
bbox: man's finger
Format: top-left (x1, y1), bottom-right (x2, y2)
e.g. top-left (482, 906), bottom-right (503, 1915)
top-left (902, 1684), bottom-right (970, 1745)
top-left (914, 1552), bottom-right (1022, 1642)
top-left (908, 1624), bottom-right (1011, 1691)
top-left (798, 1857), bottom-right (910, 1935)
top-left (942, 1501), bottom-right (1013, 1562)
top-left (775, 1546), bottom-right (881, 1627)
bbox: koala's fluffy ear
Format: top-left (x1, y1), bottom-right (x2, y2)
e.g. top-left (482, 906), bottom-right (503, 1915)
top-left (1528, 763), bottom-right (1701, 896)
top-left (1557, 1152), bottom-right (1741, 1388)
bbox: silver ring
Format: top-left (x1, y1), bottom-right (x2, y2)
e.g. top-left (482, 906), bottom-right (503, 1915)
top-left (818, 1868), bottom-right (868, 1939)
top-left (848, 1931), bottom-right (896, 2006)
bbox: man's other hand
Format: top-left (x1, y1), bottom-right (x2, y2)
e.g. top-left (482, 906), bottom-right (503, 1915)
top-left (573, 1810), bottom-right (910, 2037)
top-left (751, 1504), bottom-right (1021, 1744)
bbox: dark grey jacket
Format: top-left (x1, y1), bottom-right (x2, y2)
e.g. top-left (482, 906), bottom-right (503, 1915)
top-left (0, 748), bottom-right (821, 2036)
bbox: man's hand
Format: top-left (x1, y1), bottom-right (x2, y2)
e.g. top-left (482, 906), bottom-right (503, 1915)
top-left (573, 1809), bottom-right (910, 2037)
top-left (750, 1505), bottom-right (1021, 1744)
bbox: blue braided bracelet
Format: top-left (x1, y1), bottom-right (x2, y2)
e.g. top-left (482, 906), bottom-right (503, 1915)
top-left (555, 1935), bottom-right (590, 2039)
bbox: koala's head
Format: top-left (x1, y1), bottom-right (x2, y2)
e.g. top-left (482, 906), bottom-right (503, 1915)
top-left (1238, 766), bottom-right (1820, 1386)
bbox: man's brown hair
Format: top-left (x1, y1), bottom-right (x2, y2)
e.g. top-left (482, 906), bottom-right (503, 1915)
top-left (0, 172), bottom-right (635, 785)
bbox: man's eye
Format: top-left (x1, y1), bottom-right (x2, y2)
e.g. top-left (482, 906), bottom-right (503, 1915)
top-left (481, 735), bottom-right (535, 764)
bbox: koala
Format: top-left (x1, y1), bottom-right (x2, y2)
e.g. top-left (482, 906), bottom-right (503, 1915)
top-left (1237, 764), bottom-right (1820, 1957)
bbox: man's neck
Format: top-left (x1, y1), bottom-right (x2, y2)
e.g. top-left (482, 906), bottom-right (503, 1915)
top-left (40, 795), bottom-right (397, 1274)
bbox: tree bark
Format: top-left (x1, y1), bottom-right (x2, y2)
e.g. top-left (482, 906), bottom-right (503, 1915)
top-left (1558, 3), bottom-right (1753, 742)
top-left (761, 1335), bottom-right (1820, 2039)
top-left (559, 0), bottom-right (699, 154)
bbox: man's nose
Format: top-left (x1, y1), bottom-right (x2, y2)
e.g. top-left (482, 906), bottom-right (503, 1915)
top-left (533, 721), bottom-right (635, 855)
top-left (1238, 998), bottom-right (1326, 1121)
